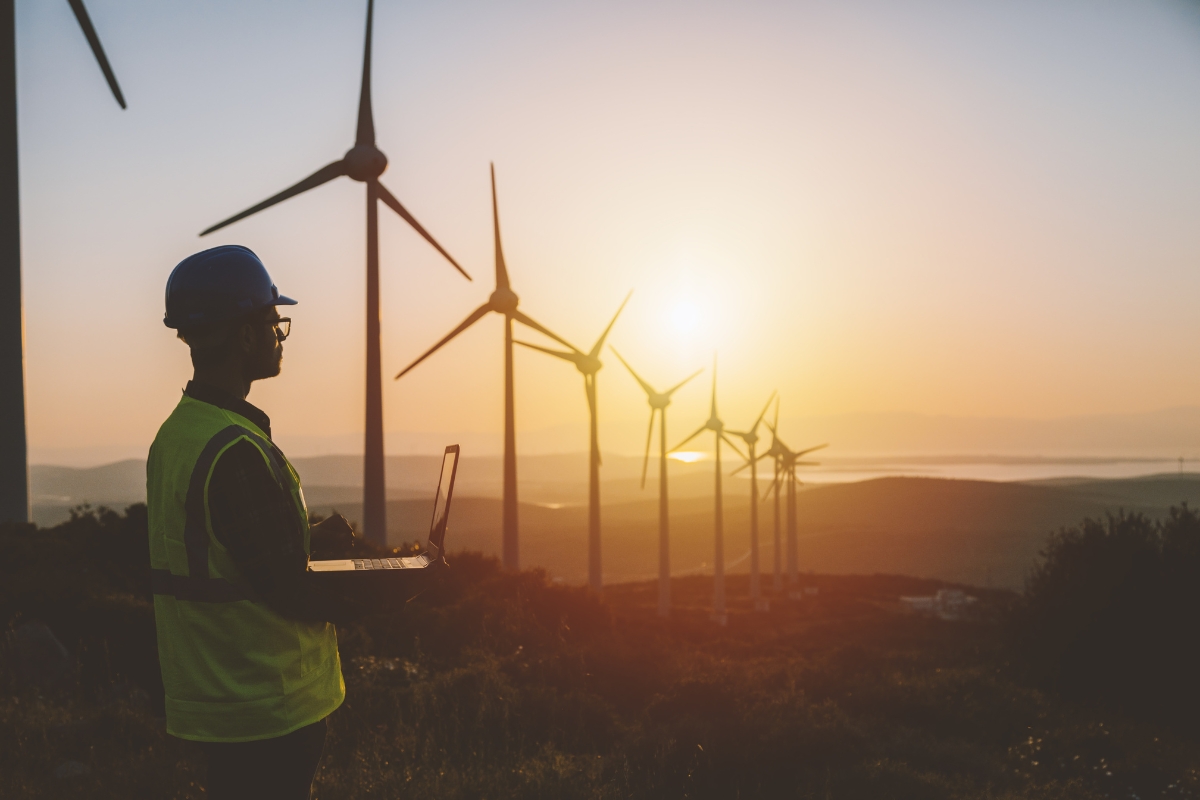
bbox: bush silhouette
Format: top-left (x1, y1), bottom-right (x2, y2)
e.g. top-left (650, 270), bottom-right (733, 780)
top-left (1010, 505), bottom-right (1200, 728)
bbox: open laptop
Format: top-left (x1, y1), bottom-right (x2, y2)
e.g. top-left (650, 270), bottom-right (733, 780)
top-left (308, 444), bottom-right (459, 573)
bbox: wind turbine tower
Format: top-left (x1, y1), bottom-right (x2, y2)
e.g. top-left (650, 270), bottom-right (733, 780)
top-left (611, 348), bottom-right (701, 617)
top-left (728, 392), bottom-right (776, 612)
top-left (200, 0), bottom-right (470, 546)
top-left (672, 356), bottom-right (744, 625)
top-left (395, 165), bottom-right (577, 570)
top-left (516, 292), bottom-right (631, 592)
top-left (1, 0), bottom-right (126, 523)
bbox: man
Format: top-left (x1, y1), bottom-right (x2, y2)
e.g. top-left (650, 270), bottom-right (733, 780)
top-left (147, 245), bottom-right (389, 799)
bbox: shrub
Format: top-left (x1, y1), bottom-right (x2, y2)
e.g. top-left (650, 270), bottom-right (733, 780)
top-left (1009, 505), bottom-right (1200, 729)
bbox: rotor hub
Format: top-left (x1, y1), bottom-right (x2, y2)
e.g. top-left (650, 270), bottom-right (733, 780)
top-left (578, 356), bottom-right (602, 375)
top-left (344, 144), bottom-right (388, 182)
top-left (490, 287), bottom-right (519, 314)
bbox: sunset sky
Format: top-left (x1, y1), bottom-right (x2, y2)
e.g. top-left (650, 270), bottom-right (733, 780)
top-left (14, 0), bottom-right (1200, 464)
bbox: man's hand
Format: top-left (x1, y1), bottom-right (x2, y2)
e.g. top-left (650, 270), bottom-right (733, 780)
top-left (309, 513), bottom-right (357, 558)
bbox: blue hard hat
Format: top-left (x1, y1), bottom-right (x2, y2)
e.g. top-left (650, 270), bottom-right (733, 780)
top-left (164, 245), bottom-right (296, 329)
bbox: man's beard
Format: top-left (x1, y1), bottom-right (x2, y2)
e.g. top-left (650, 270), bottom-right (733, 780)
top-left (247, 344), bottom-right (283, 381)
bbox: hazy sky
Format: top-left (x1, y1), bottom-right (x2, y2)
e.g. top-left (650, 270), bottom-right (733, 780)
top-left (15, 0), bottom-right (1200, 462)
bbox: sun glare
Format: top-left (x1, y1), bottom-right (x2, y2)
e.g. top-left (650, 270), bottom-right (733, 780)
top-left (670, 301), bottom-right (700, 336)
top-left (668, 451), bottom-right (707, 463)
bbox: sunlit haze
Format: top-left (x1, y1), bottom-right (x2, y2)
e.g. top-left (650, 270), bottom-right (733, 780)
top-left (16, 0), bottom-right (1200, 465)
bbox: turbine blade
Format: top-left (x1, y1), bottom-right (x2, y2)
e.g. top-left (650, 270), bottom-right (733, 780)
top-left (588, 290), bottom-right (632, 359)
top-left (394, 303), bottom-right (491, 379)
top-left (731, 449), bottom-right (773, 474)
top-left (67, 0), bottom-right (126, 109)
top-left (772, 396), bottom-right (780, 431)
top-left (510, 310), bottom-right (579, 353)
top-left (640, 409), bottom-right (655, 490)
top-left (753, 390), bottom-right (777, 431)
top-left (200, 160), bottom-right (347, 236)
top-left (761, 475), bottom-right (780, 499)
top-left (794, 443), bottom-right (829, 458)
top-left (356, 0), bottom-right (375, 146)
top-left (513, 339), bottom-right (580, 364)
top-left (609, 347), bottom-right (657, 397)
top-left (720, 434), bottom-right (746, 462)
top-left (670, 424), bottom-right (708, 453)
top-left (664, 368), bottom-right (704, 397)
top-left (376, 180), bottom-right (471, 280)
top-left (490, 163), bottom-right (510, 291)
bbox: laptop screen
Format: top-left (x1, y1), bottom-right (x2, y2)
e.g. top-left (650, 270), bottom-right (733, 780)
top-left (427, 445), bottom-right (459, 558)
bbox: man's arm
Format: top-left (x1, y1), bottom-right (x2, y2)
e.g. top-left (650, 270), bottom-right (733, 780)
top-left (206, 440), bottom-right (396, 624)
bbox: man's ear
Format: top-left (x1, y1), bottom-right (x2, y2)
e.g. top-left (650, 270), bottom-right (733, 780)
top-left (236, 320), bottom-right (258, 355)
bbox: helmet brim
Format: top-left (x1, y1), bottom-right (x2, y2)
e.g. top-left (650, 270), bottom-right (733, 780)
top-left (275, 294), bottom-right (298, 306)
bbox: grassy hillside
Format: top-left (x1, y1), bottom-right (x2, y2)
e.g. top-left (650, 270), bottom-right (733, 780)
top-left (5, 507), bottom-right (1200, 799)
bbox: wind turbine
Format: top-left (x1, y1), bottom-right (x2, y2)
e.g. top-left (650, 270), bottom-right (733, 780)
top-left (395, 164), bottom-right (577, 571)
top-left (671, 356), bottom-right (745, 625)
top-left (514, 291), bottom-right (631, 593)
top-left (200, 0), bottom-right (470, 546)
top-left (610, 348), bottom-right (702, 617)
top-left (0, 0), bottom-right (126, 523)
top-left (727, 392), bottom-right (777, 612)
top-left (758, 420), bottom-right (825, 596)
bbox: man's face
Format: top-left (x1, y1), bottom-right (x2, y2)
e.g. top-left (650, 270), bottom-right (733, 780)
top-left (245, 307), bottom-right (284, 381)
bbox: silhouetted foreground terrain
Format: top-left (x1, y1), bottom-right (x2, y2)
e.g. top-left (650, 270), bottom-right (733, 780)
top-left (4, 506), bottom-right (1200, 798)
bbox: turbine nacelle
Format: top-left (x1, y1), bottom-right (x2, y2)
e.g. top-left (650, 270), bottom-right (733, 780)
top-left (707, 417), bottom-right (724, 434)
top-left (344, 144), bottom-right (388, 181)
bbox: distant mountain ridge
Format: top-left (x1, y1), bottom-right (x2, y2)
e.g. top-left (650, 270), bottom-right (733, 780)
top-left (30, 406), bottom-right (1200, 466)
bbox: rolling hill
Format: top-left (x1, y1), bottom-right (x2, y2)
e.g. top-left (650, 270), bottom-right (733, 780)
top-left (29, 456), bottom-right (1200, 591)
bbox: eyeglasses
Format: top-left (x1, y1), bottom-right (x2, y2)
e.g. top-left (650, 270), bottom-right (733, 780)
top-left (266, 318), bottom-right (291, 342)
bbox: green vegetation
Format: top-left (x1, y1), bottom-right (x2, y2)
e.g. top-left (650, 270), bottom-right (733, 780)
top-left (1010, 505), bottom-right (1200, 731)
top-left (3, 505), bottom-right (1200, 798)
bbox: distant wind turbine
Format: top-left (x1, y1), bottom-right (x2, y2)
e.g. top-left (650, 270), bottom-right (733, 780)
top-left (671, 356), bottom-right (745, 625)
top-left (1, 0), bottom-right (127, 523)
top-left (395, 165), bottom-right (577, 570)
top-left (756, 420), bottom-right (825, 595)
top-left (611, 348), bottom-right (702, 617)
top-left (515, 291), bottom-right (631, 592)
top-left (728, 391), bottom-right (777, 612)
top-left (200, 0), bottom-right (470, 546)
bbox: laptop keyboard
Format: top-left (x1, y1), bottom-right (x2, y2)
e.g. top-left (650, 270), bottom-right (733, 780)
top-left (352, 558), bottom-right (405, 570)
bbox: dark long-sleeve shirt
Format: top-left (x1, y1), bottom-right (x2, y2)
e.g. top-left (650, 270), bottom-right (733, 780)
top-left (184, 382), bottom-right (383, 624)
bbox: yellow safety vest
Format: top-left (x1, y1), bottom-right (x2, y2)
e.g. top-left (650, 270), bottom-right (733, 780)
top-left (147, 394), bottom-right (344, 742)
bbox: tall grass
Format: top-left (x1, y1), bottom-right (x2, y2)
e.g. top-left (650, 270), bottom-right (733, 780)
top-left (3, 506), bottom-right (1200, 798)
